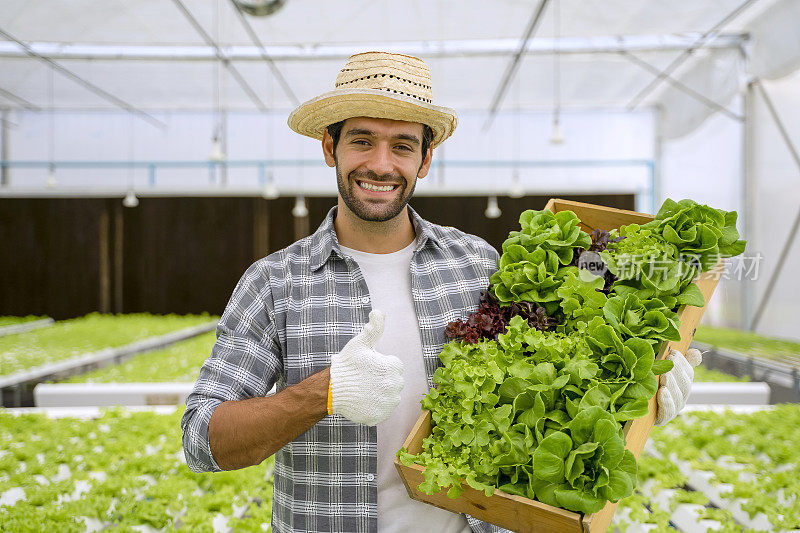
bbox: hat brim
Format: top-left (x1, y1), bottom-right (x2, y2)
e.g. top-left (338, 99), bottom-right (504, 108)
top-left (287, 88), bottom-right (457, 148)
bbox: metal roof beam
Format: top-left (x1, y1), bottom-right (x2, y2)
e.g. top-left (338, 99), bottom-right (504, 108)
top-left (228, 0), bottom-right (299, 107)
top-left (626, 0), bottom-right (760, 110)
top-left (618, 48), bottom-right (743, 121)
top-left (0, 85), bottom-right (41, 111)
top-left (483, 0), bottom-right (550, 131)
top-left (170, 0), bottom-right (267, 111)
top-left (748, 79), bottom-right (800, 330)
top-left (0, 34), bottom-right (748, 61)
top-left (0, 27), bottom-right (165, 128)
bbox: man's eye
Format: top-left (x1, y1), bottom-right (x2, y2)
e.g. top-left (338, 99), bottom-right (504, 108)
top-left (352, 139), bottom-right (370, 146)
top-left (395, 144), bottom-right (413, 151)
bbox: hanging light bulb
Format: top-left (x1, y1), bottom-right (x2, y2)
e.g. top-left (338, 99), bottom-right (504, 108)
top-left (509, 170), bottom-right (524, 198)
top-left (45, 164), bottom-right (58, 188)
top-left (549, 118), bottom-right (564, 145)
top-left (262, 172), bottom-right (279, 199)
top-left (291, 195), bottom-right (308, 218)
top-left (484, 196), bottom-right (501, 219)
top-left (122, 190), bottom-right (139, 208)
top-left (208, 136), bottom-right (226, 162)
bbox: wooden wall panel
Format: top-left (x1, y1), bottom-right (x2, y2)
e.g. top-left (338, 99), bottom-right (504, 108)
top-left (121, 197), bottom-right (256, 315)
top-left (0, 198), bottom-right (104, 319)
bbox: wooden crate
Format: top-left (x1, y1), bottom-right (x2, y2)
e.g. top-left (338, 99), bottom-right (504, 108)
top-left (395, 198), bottom-right (723, 533)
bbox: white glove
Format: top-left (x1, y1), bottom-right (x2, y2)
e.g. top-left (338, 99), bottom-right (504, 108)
top-left (328, 310), bottom-right (404, 426)
top-left (654, 348), bottom-right (703, 426)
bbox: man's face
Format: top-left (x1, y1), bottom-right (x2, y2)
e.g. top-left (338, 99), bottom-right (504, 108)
top-left (323, 117), bottom-right (432, 223)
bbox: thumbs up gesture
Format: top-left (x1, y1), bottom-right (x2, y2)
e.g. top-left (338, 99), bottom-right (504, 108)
top-left (328, 310), bottom-right (405, 426)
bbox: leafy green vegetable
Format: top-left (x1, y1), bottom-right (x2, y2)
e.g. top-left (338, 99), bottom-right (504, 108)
top-left (402, 315), bottom-right (670, 510)
top-left (601, 223), bottom-right (704, 310)
top-left (641, 198), bottom-right (747, 271)
top-left (530, 407), bottom-right (637, 514)
top-left (402, 199), bottom-right (746, 516)
top-left (603, 294), bottom-right (681, 347)
top-left (490, 209), bottom-right (592, 313)
top-left (505, 210), bottom-right (592, 265)
top-left (490, 246), bottom-right (574, 314)
top-left (556, 269), bottom-right (607, 332)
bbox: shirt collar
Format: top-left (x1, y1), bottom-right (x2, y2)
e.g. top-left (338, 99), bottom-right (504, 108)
top-left (308, 205), bottom-right (443, 272)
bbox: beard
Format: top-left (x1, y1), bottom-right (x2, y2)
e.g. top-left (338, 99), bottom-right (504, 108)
top-left (336, 165), bottom-right (417, 223)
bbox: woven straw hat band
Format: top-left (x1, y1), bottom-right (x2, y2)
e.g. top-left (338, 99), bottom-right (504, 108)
top-left (335, 53), bottom-right (434, 104)
top-left (287, 51), bottom-right (457, 147)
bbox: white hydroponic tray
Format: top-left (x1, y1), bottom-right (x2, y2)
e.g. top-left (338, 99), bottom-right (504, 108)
top-left (687, 382), bottom-right (771, 405)
top-left (33, 382), bottom-right (196, 407)
top-left (0, 318), bottom-right (54, 338)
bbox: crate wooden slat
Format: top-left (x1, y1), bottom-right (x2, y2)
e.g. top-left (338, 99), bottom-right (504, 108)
top-left (395, 198), bottom-right (724, 533)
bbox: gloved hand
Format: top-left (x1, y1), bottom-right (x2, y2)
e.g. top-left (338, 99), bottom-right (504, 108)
top-left (328, 310), bottom-right (404, 426)
top-left (654, 348), bottom-right (703, 426)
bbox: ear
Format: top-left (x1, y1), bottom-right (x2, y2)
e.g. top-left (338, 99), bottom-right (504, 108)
top-left (416, 145), bottom-right (434, 179)
top-left (322, 129), bottom-right (336, 168)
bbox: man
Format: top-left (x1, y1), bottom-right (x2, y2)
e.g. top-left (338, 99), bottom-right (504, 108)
top-left (181, 51), bottom-right (700, 533)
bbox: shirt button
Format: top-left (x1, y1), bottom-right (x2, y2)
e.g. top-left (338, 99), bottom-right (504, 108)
top-left (366, 473), bottom-right (375, 482)
top-left (361, 296), bottom-right (370, 304)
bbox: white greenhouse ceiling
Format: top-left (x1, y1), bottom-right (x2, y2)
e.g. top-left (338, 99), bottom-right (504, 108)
top-left (1, 0), bottom-right (799, 138)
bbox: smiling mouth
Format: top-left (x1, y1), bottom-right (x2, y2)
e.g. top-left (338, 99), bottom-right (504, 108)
top-left (356, 180), bottom-right (400, 193)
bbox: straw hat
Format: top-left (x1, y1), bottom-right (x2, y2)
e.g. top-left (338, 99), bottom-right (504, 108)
top-left (288, 51), bottom-right (457, 148)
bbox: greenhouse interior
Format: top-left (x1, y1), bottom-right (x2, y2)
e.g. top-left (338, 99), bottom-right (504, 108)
top-left (1, 0), bottom-right (800, 531)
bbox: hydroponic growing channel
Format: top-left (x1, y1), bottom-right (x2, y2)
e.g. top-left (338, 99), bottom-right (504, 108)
top-left (0, 313), bottom-right (215, 378)
top-left (0, 406), bottom-right (273, 532)
top-left (62, 332), bottom-right (217, 384)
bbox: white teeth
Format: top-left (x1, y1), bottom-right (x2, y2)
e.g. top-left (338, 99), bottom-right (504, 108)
top-left (358, 181), bottom-right (395, 192)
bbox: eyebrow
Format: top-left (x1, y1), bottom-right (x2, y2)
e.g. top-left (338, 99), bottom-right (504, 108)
top-left (344, 128), bottom-right (420, 146)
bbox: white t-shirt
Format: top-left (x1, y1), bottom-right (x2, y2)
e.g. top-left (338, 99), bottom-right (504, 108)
top-left (338, 242), bottom-right (471, 533)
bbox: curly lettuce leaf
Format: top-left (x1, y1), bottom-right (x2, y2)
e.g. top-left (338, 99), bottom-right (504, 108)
top-left (642, 198), bottom-right (747, 271)
top-left (603, 294), bottom-right (681, 346)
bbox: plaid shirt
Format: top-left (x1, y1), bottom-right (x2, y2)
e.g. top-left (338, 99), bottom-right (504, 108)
top-left (182, 205), bottom-right (507, 533)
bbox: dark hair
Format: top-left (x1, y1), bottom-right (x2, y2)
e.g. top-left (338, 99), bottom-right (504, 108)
top-left (326, 120), bottom-right (435, 161)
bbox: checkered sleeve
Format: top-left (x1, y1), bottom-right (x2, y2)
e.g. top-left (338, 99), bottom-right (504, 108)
top-left (476, 237), bottom-right (500, 276)
top-left (181, 260), bottom-right (284, 473)
top-left (466, 515), bottom-right (514, 533)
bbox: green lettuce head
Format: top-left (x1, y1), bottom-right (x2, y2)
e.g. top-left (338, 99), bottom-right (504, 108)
top-left (530, 407), bottom-right (637, 514)
top-left (556, 269), bottom-right (608, 332)
top-left (603, 294), bottom-right (681, 347)
top-left (642, 198), bottom-right (746, 271)
top-left (602, 223), bottom-right (705, 310)
top-left (503, 209), bottom-right (592, 265)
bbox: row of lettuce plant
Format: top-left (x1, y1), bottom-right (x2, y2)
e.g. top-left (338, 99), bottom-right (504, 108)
top-left (0, 407), bottom-right (273, 532)
top-left (0, 316), bottom-right (50, 328)
top-left (693, 364), bottom-right (751, 383)
top-left (694, 325), bottom-right (800, 367)
top-left (63, 332), bottom-right (216, 384)
top-left (648, 405), bottom-right (800, 531)
top-left (398, 199), bottom-right (746, 515)
top-left (0, 312), bottom-right (216, 377)
top-left (613, 452), bottom-right (746, 533)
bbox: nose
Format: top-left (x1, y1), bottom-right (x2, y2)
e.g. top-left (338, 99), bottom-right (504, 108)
top-left (364, 143), bottom-right (395, 176)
